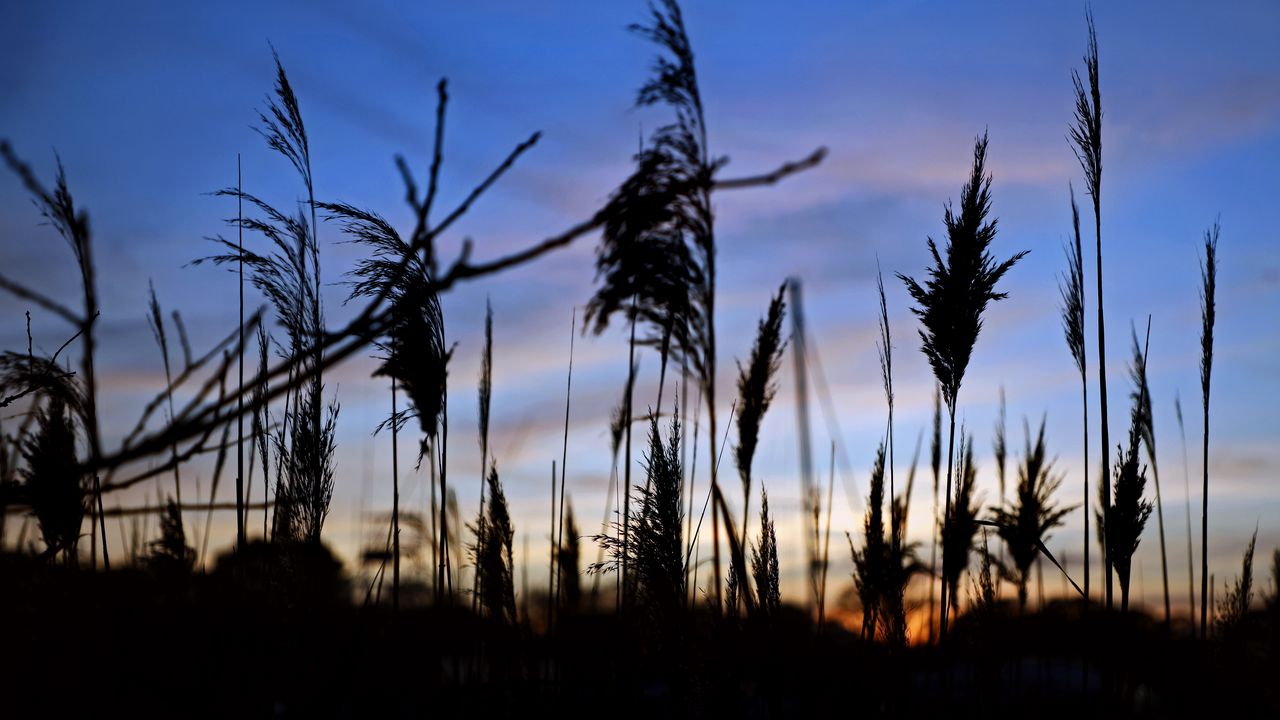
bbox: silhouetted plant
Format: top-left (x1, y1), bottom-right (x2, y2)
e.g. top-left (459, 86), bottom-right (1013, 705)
top-left (1198, 219), bottom-right (1219, 638)
top-left (991, 418), bottom-right (1073, 612)
top-left (146, 283), bottom-right (186, 536)
top-left (198, 53), bottom-right (339, 548)
top-left (0, 144), bottom-right (109, 566)
top-left (148, 499), bottom-right (195, 578)
top-left (559, 501), bottom-right (581, 614)
top-left (1069, 9), bottom-right (1112, 610)
top-left (941, 433), bottom-right (981, 623)
top-left (1266, 548), bottom-right (1279, 612)
top-left (970, 529), bottom-right (998, 613)
top-left (751, 488), bottom-right (781, 617)
top-left (592, 0), bottom-right (728, 608)
top-left (884, 445), bottom-right (923, 646)
top-left (1214, 530), bottom-right (1256, 639)
top-left (898, 132), bottom-right (1026, 634)
top-left (1128, 322), bottom-right (1171, 624)
top-left (471, 466), bottom-right (516, 624)
top-left (1058, 184), bottom-right (1089, 603)
top-left (592, 411), bottom-right (685, 629)
top-left (851, 444), bottom-right (888, 640)
top-left (735, 284), bottom-right (786, 545)
top-left (20, 398), bottom-right (85, 564)
top-left (1101, 409), bottom-right (1153, 614)
top-left (927, 385), bottom-right (941, 641)
top-left (1175, 394), bottom-right (1197, 625)
top-left (993, 388), bottom-right (1007, 506)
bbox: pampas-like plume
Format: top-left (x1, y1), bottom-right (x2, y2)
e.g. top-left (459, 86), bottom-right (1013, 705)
top-left (991, 418), bottom-right (1074, 611)
top-left (898, 132), bottom-right (1026, 635)
top-left (735, 284), bottom-right (787, 545)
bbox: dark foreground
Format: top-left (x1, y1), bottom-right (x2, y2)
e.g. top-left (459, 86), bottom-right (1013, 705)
top-left (4, 553), bottom-right (1276, 719)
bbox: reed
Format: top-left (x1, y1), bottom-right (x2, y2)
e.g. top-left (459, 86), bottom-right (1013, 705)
top-left (1175, 394), bottom-right (1196, 625)
top-left (991, 418), bottom-right (1073, 612)
top-left (1102, 342), bottom-right (1154, 614)
top-left (1128, 322), bottom-right (1171, 625)
top-left (592, 410), bottom-right (685, 631)
top-left (734, 284), bottom-right (787, 549)
top-left (898, 132), bottom-right (1026, 635)
top-left (1198, 220), bottom-right (1219, 638)
top-left (470, 466), bottom-right (516, 624)
top-left (0, 144), bottom-right (109, 567)
top-left (1058, 184), bottom-right (1089, 603)
top-left (850, 444), bottom-right (887, 640)
top-left (19, 398), bottom-right (84, 564)
top-left (941, 432), bottom-right (980, 625)
top-left (146, 284), bottom-right (184, 519)
top-left (1214, 529), bottom-right (1256, 638)
top-left (1069, 9), bottom-right (1110, 610)
top-left (751, 488), bottom-right (781, 617)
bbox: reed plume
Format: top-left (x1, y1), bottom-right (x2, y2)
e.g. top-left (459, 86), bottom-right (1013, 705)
top-left (735, 284), bottom-right (787, 546)
top-left (991, 418), bottom-right (1073, 612)
top-left (898, 132), bottom-right (1026, 634)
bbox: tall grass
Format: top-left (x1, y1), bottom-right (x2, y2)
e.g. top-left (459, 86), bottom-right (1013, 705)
top-left (734, 284), bottom-right (786, 549)
top-left (20, 398), bottom-right (84, 564)
top-left (1069, 10), bottom-right (1110, 610)
top-left (851, 444), bottom-right (888, 640)
top-left (1058, 184), bottom-right (1089, 603)
top-left (991, 418), bottom-right (1073, 611)
top-left (1214, 529), bottom-right (1256, 638)
top-left (592, 410), bottom-right (685, 632)
top-left (751, 488), bottom-right (781, 617)
top-left (1198, 220), bottom-right (1219, 638)
top-left (1102, 337), bottom-right (1154, 614)
top-left (928, 386), bottom-right (941, 641)
top-left (941, 432), bottom-right (980, 626)
top-left (471, 466), bottom-right (516, 624)
top-left (1128, 322), bottom-right (1171, 625)
top-left (898, 132), bottom-right (1026, 635)
top-left (1175, 394), bottom-right (1196, 623)
top-left (0, 144), bottom-right (109, 567)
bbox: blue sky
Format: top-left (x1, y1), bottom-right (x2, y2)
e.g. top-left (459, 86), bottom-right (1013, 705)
top-left (2, 1), bottom-right (1277, 612)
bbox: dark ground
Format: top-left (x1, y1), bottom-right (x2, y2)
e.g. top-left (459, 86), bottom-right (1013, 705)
top-left (3, 550), bottom-right (1276, 719)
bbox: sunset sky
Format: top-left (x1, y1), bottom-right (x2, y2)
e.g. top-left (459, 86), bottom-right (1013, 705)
top-left (2, 1), bottom-right (1277, 612)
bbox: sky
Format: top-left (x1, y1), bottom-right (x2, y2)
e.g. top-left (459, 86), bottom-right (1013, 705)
top-left (1, 1), bottom-right (1278, 615)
